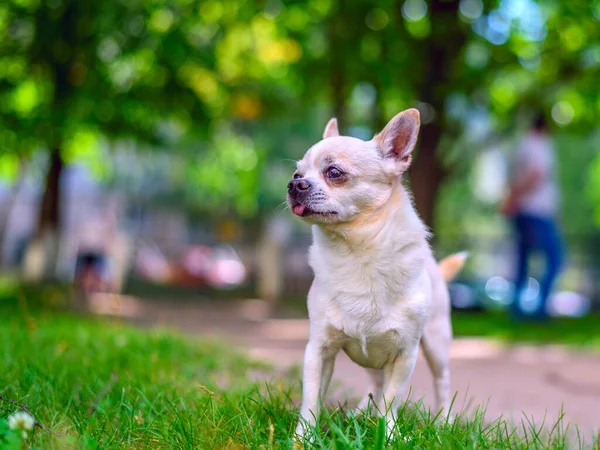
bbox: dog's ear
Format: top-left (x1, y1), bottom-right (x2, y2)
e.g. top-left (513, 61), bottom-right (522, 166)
top-left (323, 118), bottom-right (339, 139)
top-left (374, 109), bottom-right (420, 172)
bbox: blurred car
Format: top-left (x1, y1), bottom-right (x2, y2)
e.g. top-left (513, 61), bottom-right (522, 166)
top-left (134, 242), bottom-right (247, 289)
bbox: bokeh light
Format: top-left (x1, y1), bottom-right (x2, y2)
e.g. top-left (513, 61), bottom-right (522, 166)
top-left (402, 0), bottom-right (427, 22)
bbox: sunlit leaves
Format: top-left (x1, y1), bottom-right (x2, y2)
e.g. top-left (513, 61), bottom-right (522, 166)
top-left (1, 0), bottom-right (600, 223)
top-left (282, 5), bottom-right (311, 31)
top-left (257, 38), bottom-right (302, 65)
top-left (405, 18), bottom-right (431, 39)
top-left (0, 154), bottom-right (20, 183)
top-left (217, 133), bottom-right (258, 172)
top-left (489, 71), bottom-right (531, 113)
top-left (148, 8), bottom-right (176, 34)
top-left (62, 128), bottom-right (110, 179)
top-left (184, 129), bottom-right (262, 216)
top-left (381, 88), bottom-right (410, 121)
top-left (465, 0), bottom-right (600, 130)
top-left (554, 89), bottom-right (585, 124)
top-left (0, 59), bottom-right (32, 84)
top-left (551, 101), bottom-right (574, 126)
top-left (105, 48), bottom-right (161, 93)
top-left (9, 79), bottom-right (48, 117)
top-left (465, 41), bottom-right (490, 68)
top-left (178, 63), bottom-right (227, 114)
top-left (97, 37), bottom-right (121, 63)
top-left (558, 20), bottom-right (587, 53)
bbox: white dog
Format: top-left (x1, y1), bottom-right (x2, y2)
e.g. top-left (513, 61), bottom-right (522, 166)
top-left (287, 108), bottom-right (467, 439)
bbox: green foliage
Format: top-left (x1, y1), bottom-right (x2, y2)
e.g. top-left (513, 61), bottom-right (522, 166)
top-left (452, 311), bottom-right (600, 348)
top-left (1, 0), bottom-right (600, 224)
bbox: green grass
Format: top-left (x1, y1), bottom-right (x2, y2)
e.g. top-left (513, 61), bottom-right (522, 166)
top-left (0, 283), bottom-right (596, 448)
top-left (452, 312), bottom-right (600, 349)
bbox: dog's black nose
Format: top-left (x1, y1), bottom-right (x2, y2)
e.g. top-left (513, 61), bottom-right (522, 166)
top-left (288, 178), bottom-right (311, 193)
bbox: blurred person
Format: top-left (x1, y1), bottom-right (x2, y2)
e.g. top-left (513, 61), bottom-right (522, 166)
top-left (73, 211), bottom-right (117, 299)
top-left (501, 114), bottom-right (564, 319)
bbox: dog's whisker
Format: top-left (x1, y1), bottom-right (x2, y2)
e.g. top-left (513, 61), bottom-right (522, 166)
top-left (274, 201), bottom-right (290, 215)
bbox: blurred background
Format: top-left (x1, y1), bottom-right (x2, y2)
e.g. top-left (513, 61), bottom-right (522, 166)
top-left (1, 0), bottom-right (600, 320)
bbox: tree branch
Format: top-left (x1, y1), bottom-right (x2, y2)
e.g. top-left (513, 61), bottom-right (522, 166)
top-left (0, 394), bottom-right (53, 434)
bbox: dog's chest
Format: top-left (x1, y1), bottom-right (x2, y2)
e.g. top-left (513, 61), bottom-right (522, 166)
top-left (317, 256), bottom-right (421, 368)
top-left (311, 238), bottom-right (430, 368)
top-left (316, 249), bottom-right (412, 305)
top-left (333, 328), bottom-right (405, 369)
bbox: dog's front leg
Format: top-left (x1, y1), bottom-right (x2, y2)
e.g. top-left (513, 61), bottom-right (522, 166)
top-left (295, 340), bottom-right (332, 439)
top-left (379, 345), bottom-right (420, 441)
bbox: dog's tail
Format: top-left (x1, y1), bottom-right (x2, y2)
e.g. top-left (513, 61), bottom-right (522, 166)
top-left (438, 252), bottom-right (468, 282)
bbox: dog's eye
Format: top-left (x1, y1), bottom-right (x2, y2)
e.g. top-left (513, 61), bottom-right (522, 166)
top-left (293, 173), bottom-right (301, 180)
top-left (326, 167), bottom-right (343, 179)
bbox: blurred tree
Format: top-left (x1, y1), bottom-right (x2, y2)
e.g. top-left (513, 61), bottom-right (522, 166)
top-left (2, 0), bottom-right (600, 271)
top-left (0, 0), bottom-right (205, 275)
top-left (429, 0), bottom-right (600, 244)
top-left (0, 0), bottom-right (301, 275)
top-left (282, 0), bottom-right (600, 231)
top-left (405, 0), bottom-right (469, 229)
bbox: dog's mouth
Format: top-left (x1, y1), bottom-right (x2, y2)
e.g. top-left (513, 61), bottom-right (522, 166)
top-left (292, 204), bottom-right (337, 218)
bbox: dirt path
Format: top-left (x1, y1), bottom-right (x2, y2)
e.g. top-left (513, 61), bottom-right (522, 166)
top-left (92, 295), bottom-right (600, 441)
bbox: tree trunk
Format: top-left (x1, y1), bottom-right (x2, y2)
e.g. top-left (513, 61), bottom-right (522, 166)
top-left (408, 124), bottom-right (446, 231)
top-left (38, 148), bottom-right (64, 236)
top-left (26, 148), bottom-right (65, 280)
top-left (406, 0), bottom-right (466, 232)
top-left (22, 2), bottom-right (77, 279)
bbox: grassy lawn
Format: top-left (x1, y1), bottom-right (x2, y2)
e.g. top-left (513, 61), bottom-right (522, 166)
top-left (452, 312), bottom-right (600, 349)
top-left (0, 282), bottom-right (594, 448)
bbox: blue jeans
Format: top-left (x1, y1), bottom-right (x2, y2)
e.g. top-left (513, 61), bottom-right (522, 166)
top-left (512, 213), bottom-right (564, 317)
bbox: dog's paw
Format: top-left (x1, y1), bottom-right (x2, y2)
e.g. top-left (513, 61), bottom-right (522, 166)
top-left (294, 422), bottom-right (305, 439)
top-left (355, 395), bottom-right (380, 417)
top-left (294, 421), bottom-right (314, 448)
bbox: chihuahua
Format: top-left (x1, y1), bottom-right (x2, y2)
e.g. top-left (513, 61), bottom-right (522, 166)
top-left (287, 109), bottom-right (467, 440)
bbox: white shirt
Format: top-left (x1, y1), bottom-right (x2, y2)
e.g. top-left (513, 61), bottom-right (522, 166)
top-left (512, 131), bottom-right (559, 217)
top-left (77, 215), bottom-right (114, 253)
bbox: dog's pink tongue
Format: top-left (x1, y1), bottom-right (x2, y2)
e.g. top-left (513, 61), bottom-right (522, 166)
top-left (293, 204), bottom-right (306, 216)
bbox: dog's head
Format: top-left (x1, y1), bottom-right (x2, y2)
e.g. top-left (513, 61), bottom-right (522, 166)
top-left (287, 109), bottom-right (420, 224)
